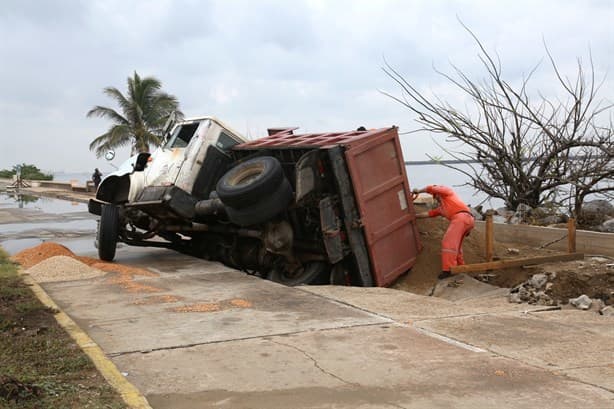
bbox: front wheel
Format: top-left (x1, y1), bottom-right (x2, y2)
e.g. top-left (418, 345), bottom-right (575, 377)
top-left (268, 261), bottom-right (330, 286)
top-left (98, 204), bottom-right (119, 261)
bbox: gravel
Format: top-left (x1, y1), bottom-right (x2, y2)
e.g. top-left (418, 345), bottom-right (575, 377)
top-left (26, 255), bottom-right (106, 283)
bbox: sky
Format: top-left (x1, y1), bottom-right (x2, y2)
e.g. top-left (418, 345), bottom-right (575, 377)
top-left (1, 0), bottom-right (612, 174)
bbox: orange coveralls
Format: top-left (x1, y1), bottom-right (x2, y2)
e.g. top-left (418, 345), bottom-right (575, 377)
top-left (426, 185), bottom-right (475, 272)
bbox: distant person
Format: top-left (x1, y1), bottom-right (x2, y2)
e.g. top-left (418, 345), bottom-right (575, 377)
top-left (413, 185), bottom-right (475, 279)
top-left (92, 168), bottom-right (102, 189)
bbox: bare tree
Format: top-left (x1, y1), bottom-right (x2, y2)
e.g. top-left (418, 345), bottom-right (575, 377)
top-left (383, 25), bottom-right (613, 217)
top-left (563, 123), bottom-right (613, 221)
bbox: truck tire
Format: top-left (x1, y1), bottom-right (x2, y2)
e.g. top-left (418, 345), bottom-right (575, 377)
top-left (224, 178), bottom-right (293, 226)
top-left (98, 204), bottom-right (119, 261)
top-left (268, 262), bottom-right (330, 286)
top-left (216, 156), bottom-right (284, 209)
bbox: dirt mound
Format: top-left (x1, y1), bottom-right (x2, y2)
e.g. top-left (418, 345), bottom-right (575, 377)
top-left (392, 217), bottom-right (542, 294)
top-left (543, 259), bottom-right (614, 305)
top-left (392, 216), bottom-right (584, 299)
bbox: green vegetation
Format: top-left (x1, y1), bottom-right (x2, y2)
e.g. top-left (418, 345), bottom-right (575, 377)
top-left (87, 71), bottom-right (183, 157)
top-left (0, 248), bottom-right (125, 408)
top-left (0, 164), bottom-right (53, 180)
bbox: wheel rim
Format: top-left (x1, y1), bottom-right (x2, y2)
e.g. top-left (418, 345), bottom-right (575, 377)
top-left (229, 164), bottom-right (265, 187)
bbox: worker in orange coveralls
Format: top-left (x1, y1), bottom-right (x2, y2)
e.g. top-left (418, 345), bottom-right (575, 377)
top-left (413, 185), bottom-right (475, 280)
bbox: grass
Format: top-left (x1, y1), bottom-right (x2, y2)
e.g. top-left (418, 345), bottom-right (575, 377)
top-left (0, 247), bottom-right (126, 408)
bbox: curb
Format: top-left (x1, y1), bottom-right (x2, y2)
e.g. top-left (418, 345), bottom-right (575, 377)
top-left (20, 272), bottom-right (153, 409)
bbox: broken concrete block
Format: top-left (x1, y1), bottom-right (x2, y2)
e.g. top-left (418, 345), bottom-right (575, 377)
top-left (529, 273), bottom-right (548, 289)
top-left (569, 294), bottom-right (592, 310)
top-left (599, 306), bottom-right (614, 316)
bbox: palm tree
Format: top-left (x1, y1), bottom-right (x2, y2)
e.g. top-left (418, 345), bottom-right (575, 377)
top-left (87, 71), bottom-right (183, 157)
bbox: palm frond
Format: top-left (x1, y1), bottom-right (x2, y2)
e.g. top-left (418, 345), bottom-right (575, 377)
top-left (87, 71), bottom-right (182, 153)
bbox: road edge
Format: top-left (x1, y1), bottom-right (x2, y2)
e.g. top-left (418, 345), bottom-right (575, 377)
top-left (20, 272), bottom-right (153, 409)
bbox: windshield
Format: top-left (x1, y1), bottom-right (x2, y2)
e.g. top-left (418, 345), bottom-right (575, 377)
top-left (165, 122), bottom-right (200, 148)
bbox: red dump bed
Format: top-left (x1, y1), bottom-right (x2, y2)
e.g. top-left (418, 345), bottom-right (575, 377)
top-left (237, 127), bottom-right (422, 286)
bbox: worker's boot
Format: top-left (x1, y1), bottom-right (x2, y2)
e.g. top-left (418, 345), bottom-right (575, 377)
top-left (438, 271), bottom-right (452, 280)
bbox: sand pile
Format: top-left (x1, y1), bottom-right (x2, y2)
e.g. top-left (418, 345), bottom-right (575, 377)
top-left (26, 255), bottom-right (105, 283)
top-left (11, 242), bottom-right (159, 291)
top-left (11, 242), bottom-right (78, 268)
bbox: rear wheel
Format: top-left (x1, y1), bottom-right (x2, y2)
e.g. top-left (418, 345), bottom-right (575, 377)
top-left (98, 204), bottom-right (119, 261)
top-left (268, 261), bottom-right (330, 286)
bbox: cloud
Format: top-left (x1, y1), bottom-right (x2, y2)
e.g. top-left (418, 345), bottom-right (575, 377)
top-left (0, 0), bottom-right (612, 172)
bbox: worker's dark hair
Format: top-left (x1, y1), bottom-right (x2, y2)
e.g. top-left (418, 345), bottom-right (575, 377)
top-left (356, 126), bottom-right (367, 131)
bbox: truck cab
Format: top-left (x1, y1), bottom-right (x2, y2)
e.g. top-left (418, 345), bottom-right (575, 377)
top-left (93, 117), bottom-right (245, 205)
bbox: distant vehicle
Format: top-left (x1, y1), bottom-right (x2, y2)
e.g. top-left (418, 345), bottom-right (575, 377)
top-left (89, 116), bottom-right (422, 286)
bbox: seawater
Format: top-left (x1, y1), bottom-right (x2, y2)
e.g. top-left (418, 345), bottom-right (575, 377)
top-left (53, 171), bottom-right (95, 185)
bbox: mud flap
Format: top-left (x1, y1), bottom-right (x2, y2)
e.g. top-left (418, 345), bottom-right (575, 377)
top-left (88, 199), bottom-right (102, 216)
top-left (319, 196), bottom-right (344, 263)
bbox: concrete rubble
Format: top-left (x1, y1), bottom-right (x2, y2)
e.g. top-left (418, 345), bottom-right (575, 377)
top-left (569, 294), bottom-right (592, 310)
top-left (508, 272), bottom-right (556, 306)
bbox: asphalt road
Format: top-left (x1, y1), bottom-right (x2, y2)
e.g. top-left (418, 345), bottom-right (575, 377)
top-left (1, 193), bottom-right (612, 408)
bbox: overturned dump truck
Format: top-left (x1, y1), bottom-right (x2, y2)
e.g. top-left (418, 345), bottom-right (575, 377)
top-left (89, 116), bottom-right (422, 286)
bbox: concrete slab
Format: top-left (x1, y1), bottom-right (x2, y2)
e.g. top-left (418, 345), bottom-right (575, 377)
top-left (415, 312), bottom-right (614, 372)
top-left (301, 285), bottom-right (556, 323)
top-left (527, 309), bottom-right (614, 337)
top-left (43, 255), bottom-right (388, 355)
top-left (113, 325), bottom-right (613, 409)
top-left (562, 366), bottom-right (614, 392)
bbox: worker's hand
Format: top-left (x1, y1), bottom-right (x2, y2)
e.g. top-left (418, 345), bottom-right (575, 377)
top-left (411, 188), bottom-right (420, 201)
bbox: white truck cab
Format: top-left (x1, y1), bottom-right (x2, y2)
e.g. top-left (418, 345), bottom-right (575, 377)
top-left (94, 116), bottom-right (246, 205)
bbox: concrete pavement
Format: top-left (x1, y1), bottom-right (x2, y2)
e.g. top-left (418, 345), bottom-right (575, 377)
top-left (42, 247), bottom-right (613, 408)
top-left (0, 193), bottom-right (613, 408)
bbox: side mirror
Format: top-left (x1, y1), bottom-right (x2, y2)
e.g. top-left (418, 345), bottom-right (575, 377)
top-left (162, 112), bottom-right (177, 143)
top-left (105, 150), bottom-right (115, 161)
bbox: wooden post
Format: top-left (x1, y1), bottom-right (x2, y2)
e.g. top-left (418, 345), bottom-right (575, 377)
top-left (567, 217), bottom-right (576, 253)
top-left (451, 252), bottom-right (584, 274)
top-left (485, 212), bottom-right (494, 262)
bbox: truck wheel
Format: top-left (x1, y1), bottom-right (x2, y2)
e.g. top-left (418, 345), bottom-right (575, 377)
top-left (224, 178), bottom-right (293, 226)
top-left (98, 204), bottom-right (119, 261)
top-left (216, 156), bottom-right (284, 209)
top-left (268, 262), bottom-right (330, 286)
